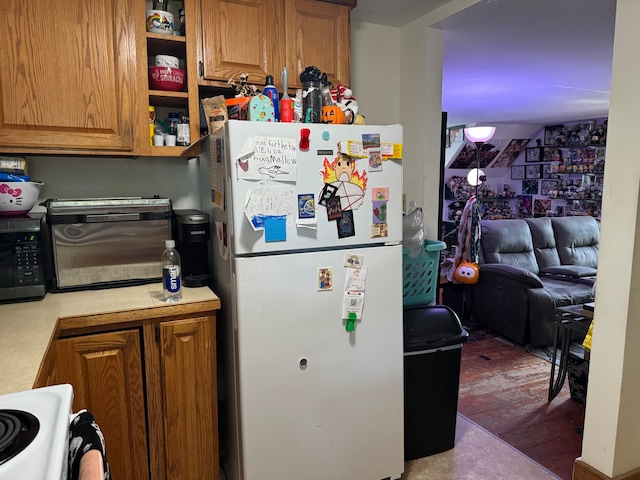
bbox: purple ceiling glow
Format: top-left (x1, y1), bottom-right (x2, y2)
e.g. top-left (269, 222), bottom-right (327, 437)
top-left (439, 0), bottom-right (616, 127)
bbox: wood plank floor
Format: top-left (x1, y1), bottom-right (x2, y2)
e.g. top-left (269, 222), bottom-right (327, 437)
top-left (457, 332), bottom-right (585, 480)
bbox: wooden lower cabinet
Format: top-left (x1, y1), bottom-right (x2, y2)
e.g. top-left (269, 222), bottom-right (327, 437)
top-left (53, 330), bottom-right (148, 480)
top-left (50, 314), bottom-right (219, 480)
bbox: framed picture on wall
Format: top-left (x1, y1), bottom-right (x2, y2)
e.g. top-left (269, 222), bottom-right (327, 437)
top-left (540, 179), bottom-right (559, 195)
top-left (522, 179), bottom-right (539, 195)
top-left (448, 125), bottom-right (465, 144)
top-left (544, 124), bottom-right (567, 146)
top-left (525, 147), bottom-right (543, 162)
top-left (542, 164), bottom-right (559, 179)
top-left (543, 147), bottom-right (562, 162)
top-left (511, 165), bottom-right (525, 180)
top-left (534, 198), bottom-right (553, 217)
top-left (516, 195), bottom-right (532, 218)
top-left (525, 164), bottom-right (542, 179)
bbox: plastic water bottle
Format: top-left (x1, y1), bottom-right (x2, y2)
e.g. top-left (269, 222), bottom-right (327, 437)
top-left (162, 240), bottom-right (182, 302)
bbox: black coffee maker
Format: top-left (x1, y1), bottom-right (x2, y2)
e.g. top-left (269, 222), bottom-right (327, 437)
top-left (173, 209), bottom-right (211, 287)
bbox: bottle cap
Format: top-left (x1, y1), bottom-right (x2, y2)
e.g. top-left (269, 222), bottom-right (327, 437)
top-left (265, 75), bottom-right (274, 85)
top-left (165, 239), bottom-right (175, 248)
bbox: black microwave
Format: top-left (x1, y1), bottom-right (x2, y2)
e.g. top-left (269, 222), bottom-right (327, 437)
top-left (0, 212), bottom-right (46, 302)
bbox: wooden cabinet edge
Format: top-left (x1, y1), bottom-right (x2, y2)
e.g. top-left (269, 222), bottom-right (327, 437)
top-left (57, 299), bottom-right (221, 337)
top-left (319, 0), bottom-right (356, 6)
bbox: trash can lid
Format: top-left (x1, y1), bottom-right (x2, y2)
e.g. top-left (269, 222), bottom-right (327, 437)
top-left (403, 305), bottom-right (469, 352)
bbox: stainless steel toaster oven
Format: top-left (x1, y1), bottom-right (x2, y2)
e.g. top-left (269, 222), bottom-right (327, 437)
top-left (43, 197), bottom-right (173, 291)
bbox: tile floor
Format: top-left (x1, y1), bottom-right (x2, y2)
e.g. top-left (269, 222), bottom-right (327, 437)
top-left (401, 414), bottom-right (562, 480)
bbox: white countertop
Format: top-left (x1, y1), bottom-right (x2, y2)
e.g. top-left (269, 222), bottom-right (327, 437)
top-left (0, 284), bottom-right (219, 395)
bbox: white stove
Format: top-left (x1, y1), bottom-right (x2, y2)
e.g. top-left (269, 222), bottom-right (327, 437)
top-left (0, 384), bottom-right (74, 480)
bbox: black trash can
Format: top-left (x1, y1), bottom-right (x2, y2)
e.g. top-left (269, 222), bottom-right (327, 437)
top-left (403, 304), bottom-right (469, 460)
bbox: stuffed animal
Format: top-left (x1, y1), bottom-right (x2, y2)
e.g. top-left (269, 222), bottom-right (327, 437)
top-left (228, 73), bottom-right (261, 97)
top-left (330, 85), bottom-right (358, 124)
top-left (454, 261), bottom-right (479, 284)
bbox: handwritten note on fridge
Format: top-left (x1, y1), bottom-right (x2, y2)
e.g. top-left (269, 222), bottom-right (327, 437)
top-left (236, 136), bottom-right (298, 182)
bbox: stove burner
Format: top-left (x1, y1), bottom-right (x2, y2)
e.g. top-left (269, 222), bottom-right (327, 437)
top-left (0, 410), bottom-right (40, 465)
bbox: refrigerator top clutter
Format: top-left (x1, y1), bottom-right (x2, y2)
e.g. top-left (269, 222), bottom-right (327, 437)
top-left (207, 121), bottom-right (404, 256)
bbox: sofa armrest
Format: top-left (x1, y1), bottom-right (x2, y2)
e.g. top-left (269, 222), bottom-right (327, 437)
top-left (480, 263), bottom-right (544, 288)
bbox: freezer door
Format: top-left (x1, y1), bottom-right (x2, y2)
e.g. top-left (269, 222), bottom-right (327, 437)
top-left (223, 121), bottom-right (403, 255)
top-left (233, 244), bottom-right (404, 480)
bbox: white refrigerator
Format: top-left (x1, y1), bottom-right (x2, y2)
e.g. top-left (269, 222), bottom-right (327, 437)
top-left (199, 120), bottom-right (404, 480)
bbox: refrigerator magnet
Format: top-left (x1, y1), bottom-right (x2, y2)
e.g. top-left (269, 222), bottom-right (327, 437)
top-left (298, 194), bottom-right (316, 219)
top-left (372, 200), bottom-right (387, 223)
top-left (344, 253), bottom-right (363, 269)
top-left (317, 267), bottom-right (333, 291)
top-left (318, 183), bottom-right (338, 206)
top-left (372, 187), bottom-right (389, 201)
top-left (370, 223), bottom-right (388, 238)
top-left (326, 196), bottom-right (342, 221)
top-left (337, 210), bottom-right (355, 238)
top-left (362, 133), bottom-right (383, 172)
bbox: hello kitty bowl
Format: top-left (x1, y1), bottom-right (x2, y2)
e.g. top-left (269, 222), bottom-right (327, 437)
top-left (0, 181), bottom-right (43, 215)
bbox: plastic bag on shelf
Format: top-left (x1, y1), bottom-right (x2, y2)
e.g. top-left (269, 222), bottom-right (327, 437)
top-left (403, 201), bottom-right (425, 258)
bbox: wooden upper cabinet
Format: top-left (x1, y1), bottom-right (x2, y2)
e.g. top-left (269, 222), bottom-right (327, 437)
top-left (285, 0), bottom-right (350, 89)
top-left (198, 0), bottom-right (286, 87)
top-left (197, 0), bottom-right (350, 90)
top-left (0, 0), bottom-right (137, 154)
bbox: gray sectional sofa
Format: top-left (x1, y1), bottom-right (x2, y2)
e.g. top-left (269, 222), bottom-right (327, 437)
top-left (469, 216), bottom-right (599, 347)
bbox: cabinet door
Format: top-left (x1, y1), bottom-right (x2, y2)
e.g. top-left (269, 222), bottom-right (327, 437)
top-left (53, 330), bottom-right (148, 480)
top-left (0, 0), bottom-right (137, 153)
top-left (158, 316), bottom-right (219, 480)
top-left (198, 0), bottom-right (285, 87)
top-left (285, 0), bottom-right (350, 89)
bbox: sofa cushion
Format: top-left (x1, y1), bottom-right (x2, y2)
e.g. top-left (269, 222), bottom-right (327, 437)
top-left (539, 277), bottom-right (595, 307)
top-left (525, 217), bottom-right (561, 269)
top-left (551, 216), bottom-right (599, 268)
top-left (480, 219), bottom-right (539, 274)
top-left (541, 265), bottom-right (598, 278)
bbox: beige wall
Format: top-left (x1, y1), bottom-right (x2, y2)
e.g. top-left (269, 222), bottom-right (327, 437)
top-left (350, 22), bottom-right (400, 126)
top-left (581, 0), bottom-right (640, 476)
top-left (351, 17), bottom-right (443, 239)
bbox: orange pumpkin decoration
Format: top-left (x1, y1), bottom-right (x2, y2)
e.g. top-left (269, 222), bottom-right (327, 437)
top-left (454, 261), bottom-right (479, 284)
top-left (322, 105), bottom-right (346, 124)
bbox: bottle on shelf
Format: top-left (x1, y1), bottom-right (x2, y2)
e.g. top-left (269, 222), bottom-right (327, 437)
top-left (167, 112), bottom-right (180, 135)
top-left (176, 116), bottom-right (190, 146)
top-left (162, 239), bottom-right (182, 303)
top-left (149, 106), bottom-right (156, 146)
top-left (263, 75), bottom-right (280, 121)
top-left (153, 0), bottom-right (170, 11)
